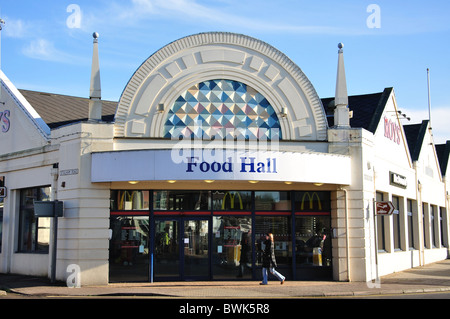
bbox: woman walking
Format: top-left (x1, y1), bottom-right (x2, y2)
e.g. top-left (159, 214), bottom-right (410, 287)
top-left (260, 233), bottom-right (285, 285)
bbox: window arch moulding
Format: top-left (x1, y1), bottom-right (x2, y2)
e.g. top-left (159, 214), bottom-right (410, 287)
top-left (114, 32), bottom-right (328, 141)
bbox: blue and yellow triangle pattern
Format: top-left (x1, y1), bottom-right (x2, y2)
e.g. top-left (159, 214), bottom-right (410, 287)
top-left (163, 79), bottom-right (281, 140)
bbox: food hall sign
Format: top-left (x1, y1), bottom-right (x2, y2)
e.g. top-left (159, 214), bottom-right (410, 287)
top-left (186, 156), bottom-right (277, 174)
top-left (91, 149), bottom-right (352, 185)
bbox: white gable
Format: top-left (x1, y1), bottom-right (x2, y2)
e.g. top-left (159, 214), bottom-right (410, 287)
top-left (372, 89), bottom-right (412, 169)
top-left (0, 70), bottom-right (50, 155)
top-left (417, 123), bottom-right (442, 182)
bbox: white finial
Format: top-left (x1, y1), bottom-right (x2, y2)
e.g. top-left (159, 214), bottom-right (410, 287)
top-left (334, 42), bottom-right (350, 128)
top-left (89, 32), bottom-right (102, 121)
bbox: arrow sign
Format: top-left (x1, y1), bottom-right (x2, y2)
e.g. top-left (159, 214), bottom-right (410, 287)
top-left (376, 201), bottom-right (395, 215)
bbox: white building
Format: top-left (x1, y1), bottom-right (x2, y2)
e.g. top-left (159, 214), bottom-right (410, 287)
top-left (0, 32), bottom-right (448, 286)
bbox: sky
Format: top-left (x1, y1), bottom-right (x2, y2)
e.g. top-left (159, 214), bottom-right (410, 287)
top-left (1, 0), bottom-right (450, 144)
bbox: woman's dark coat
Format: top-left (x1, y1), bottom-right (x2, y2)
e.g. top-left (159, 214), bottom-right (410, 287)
top-left (262, 239), bottom-right (277, 268)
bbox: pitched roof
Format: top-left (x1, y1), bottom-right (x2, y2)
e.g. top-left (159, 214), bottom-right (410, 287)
top-left (322, 87), bottom-right (392, 133)
top-left (436, 141), bottom-right (450, 177)
top-left (18, 89), bottom-right (117, 129)
top-left (403, 120), bottom-right (429, 161)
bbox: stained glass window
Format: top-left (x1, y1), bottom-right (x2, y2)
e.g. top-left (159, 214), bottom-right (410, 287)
top-left (163, 79), bottom-right (281, 140)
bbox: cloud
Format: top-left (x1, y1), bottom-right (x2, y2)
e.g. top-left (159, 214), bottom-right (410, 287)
top-left (22, 38), bottom-right (85, 64)
top-left (2, 17), bottom-right (28, 38)
top-left (82, 0), bottom-right (350, 35)
top-left (402, 107), bottom-right (450, 145)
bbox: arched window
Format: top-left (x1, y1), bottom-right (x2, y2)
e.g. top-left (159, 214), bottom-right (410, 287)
top-left (164, 79), bottom-right (281, 140)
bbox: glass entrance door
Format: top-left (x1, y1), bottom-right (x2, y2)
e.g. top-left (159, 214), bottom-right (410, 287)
top-left (154, 217), bottom-right (210, 280)
top-left (183, 219), bottom-right (209, 279)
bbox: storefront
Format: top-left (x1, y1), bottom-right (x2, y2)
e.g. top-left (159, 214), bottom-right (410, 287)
top-left (108, 190), bottom-right (332, 282)
top-left (0, 32), bottom-right (448, 286)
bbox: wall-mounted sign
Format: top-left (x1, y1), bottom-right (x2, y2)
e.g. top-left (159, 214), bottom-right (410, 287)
top-left (384, 116), bottom-right (401, 145)
top-left (60, 169), bottom-right (79, 176)
top-left (390, 171), bottom-right (407, 188)
top-left (34, 201), bottom-right (64, 217)
top-left (376, 201), bottom-right (395, 215)
top-left (91, 149), bottom-right (351, 185)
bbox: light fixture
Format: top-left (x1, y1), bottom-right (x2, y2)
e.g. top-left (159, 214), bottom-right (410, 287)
top-left (157, 103), bottom-right (165, 113)
top-left (167, 180), bottom-right (176, 184)
top-left (204, 180), bottom-right (215, 183)
top-left (248, 180), bottom-right (259, 184)
top-left (313, 183), bottom-right (324, 187)
top-left (128, 181), bottom-right (139, 185)
top-left (280, 107), bottom-right (288, 118)
top-left (284, 181), bottom-right (293, 185)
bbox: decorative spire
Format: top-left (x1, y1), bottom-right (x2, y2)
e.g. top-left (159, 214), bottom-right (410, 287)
top-left (334, 43), bottom-right (350, 128)
top-left (89, 32), bottom-right (102, 121)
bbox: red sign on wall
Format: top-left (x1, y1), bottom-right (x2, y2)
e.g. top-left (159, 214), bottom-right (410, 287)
top-left (375, 201), bottom-right (395, 215)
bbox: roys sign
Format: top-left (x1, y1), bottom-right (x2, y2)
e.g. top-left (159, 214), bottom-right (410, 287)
top-left (384, 116), bottom-right (401, 145)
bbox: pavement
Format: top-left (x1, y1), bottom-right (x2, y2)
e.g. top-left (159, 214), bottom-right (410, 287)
top-left (0, 259), bottom-right (450, 299)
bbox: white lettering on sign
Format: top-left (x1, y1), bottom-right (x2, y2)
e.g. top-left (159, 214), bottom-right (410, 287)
top-left (384, 116), bottom-right (400, 145)
top-left (390, 172), bottom-right (407, 188)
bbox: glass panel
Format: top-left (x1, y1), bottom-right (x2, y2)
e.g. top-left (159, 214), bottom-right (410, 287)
top-left (392, 196), bottom-right (401, 250)
top-left (153, 191), bottom-right (211, 211)
top-left (407, 199), bottom-right (415, 249)
top-left (255, 191), bottom-right (291, 210)
top-left (154, 219), bottom-right (180, 279)
top-left (255, 216), bottom-right (291, 266)
top-left (294, 191), bottom-right (330, 212)
top-left (184, 219), bottom-right (209, 278)
top-left (376, 192), bottom-right (386, 251)
top-left (212, 191), bottom-right (252, 211)
top-left (295, 216), bottom-right (331, 267)
top-left (109, 216), bottom-right (150, 282)
top-left (163, 79), bottom-right (281, 140)
top-left (110, 190), bottom-right (149, 210)
top-left (212, 216), bottom-right (252, 279)
top-left (18, 187), bottom-right (51, 253)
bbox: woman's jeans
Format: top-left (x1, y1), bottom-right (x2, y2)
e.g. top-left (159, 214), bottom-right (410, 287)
top-left (261, 267), bottom-right (285, 284)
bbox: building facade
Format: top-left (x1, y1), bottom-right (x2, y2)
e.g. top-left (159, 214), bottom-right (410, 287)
top-left (0, 32), bottom-right (448, 286)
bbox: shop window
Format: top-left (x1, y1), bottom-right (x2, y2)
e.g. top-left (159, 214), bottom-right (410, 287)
top-left (255, 191), bottom-right (291, 211)
top-left (153, 190), bottom-right (211, 211)
top-left (423, 203), bottom-right (428, 248)
top-left (255, 216), bottom-right (292, 267)
top-left (294, 191), bottom-right (331, 212)
top-left (109, 215), bottom-right (150, 282)
top-left (0, 176), bottom-right (4, 253)
top-left (440, 207), bottom-right (447, 247)
top-left (212, 216), bottom-right (252, 279)
top-left (295, 216), bottom-right (331, 267)
top-left (430, 205), bottom-right (437, 248)
top-left (212, 191), bottom-right (252, 211)
top-left (110, 190), bottom-right (149, 211)
top-left (18, 186), bottom-right (51, 253)
top-left (392, 196), bottom-right (402, 251)
top-left (0, 197), bottom-right (3, 253)
top-left (376, 192), bottom-right (386, 252)
top-left (407, 199), bottom-right (415, 250)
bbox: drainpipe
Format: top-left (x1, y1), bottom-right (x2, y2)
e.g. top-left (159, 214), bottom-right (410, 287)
top-left (339, 187), bottom-right (350, 282)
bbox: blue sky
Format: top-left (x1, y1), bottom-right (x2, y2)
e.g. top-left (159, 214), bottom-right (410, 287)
top-left (1, 0), bottom-right (450, 143)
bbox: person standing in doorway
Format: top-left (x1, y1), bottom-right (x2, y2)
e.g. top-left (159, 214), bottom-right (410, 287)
top-left (260, 233), bottom-right (285, 285)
